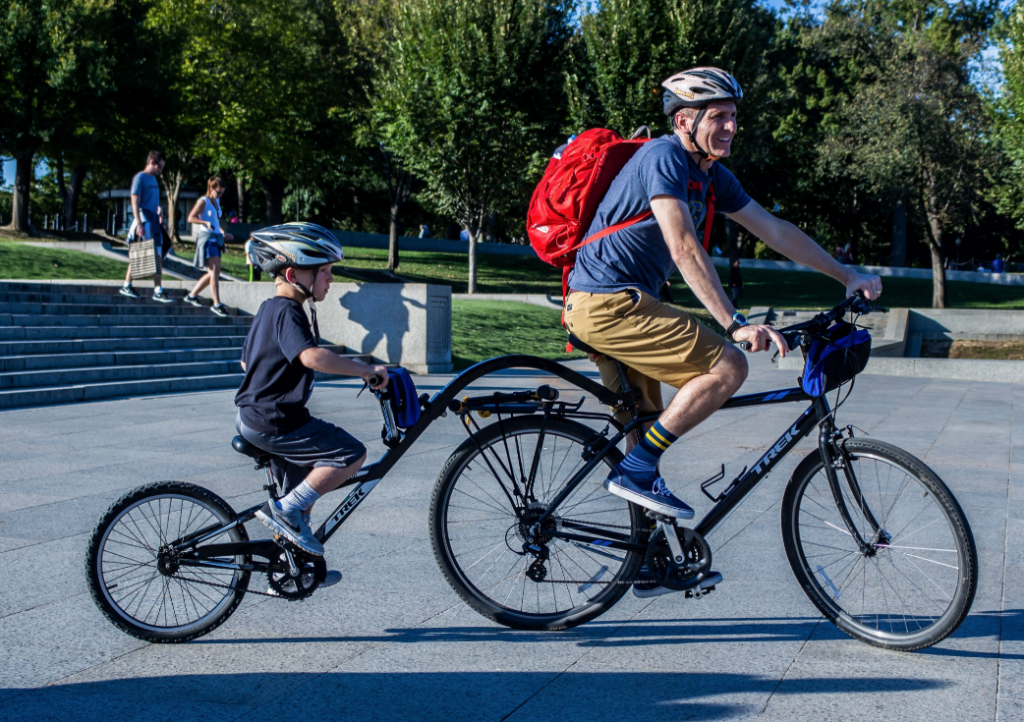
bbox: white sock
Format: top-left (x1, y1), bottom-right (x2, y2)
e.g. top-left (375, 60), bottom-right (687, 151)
top-left (154, 286), bottom-right (163, 294)
top-left (279, 481), bottom-right (321, 513)
top-left (123, 282), bottom-right (131, 288)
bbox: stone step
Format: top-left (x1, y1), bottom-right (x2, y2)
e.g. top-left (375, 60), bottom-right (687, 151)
top-left (0, 372), bottom-right (246, 409)
top-left (0, 281), bottom-right (192, 296)
top-left (0, 334), bottom-right (248, 357)
top-left (0, 301), bottom-right (236, 317)
top-left (0, 359), bottom-right (245, 390)
top-left (0, 313), bottom-right (252, 328)
top-left (0, 290), bottom-right (196, 306)
top-left (0, 324), bottom-right (251, 341)
top-left (0, 346), bottom-right (243, 372)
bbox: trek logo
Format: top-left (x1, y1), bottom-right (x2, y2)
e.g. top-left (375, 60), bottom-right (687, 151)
top-left (328, 487), bottom-right (366, 530)
top-left (750, 420), bottom-right (803, 476)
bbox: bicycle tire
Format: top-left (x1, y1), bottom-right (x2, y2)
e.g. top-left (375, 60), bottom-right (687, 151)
top-left (86, 481), bottom-right (251, 643)
top-left (430, 416), bottom-right (643, 630)
top-left (781, 439), bottom-right (977, 651)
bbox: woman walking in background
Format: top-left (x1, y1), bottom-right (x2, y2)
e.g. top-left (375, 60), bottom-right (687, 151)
top-left (184, 176), bottom-right (234, 316)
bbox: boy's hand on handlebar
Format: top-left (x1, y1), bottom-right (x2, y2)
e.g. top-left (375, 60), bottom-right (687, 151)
top-left (734, 324), bottom-right (790, 357)
top-left (846, 272), bottom-right (882, 301)
top-left (365, 365), bottom-right (389, 389)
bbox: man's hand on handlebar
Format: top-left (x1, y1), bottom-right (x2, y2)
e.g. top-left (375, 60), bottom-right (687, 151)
top-left (733, 324), bottom-right (790, 357)
top-left (846, 271), bottom-right (882, 301)
top-left (365, 365), bottom-right (390, 390)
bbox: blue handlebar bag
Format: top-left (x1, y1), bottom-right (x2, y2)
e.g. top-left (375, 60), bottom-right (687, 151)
top-left (801, 322), bottom-right (872, 397)
top-left (387, 368), bottom-right (422, 428)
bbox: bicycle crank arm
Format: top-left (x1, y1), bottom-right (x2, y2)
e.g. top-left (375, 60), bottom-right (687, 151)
top-left (550, 530), bottom-right (646, 554)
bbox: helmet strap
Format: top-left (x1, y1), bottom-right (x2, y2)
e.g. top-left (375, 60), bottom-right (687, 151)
top-left (284, 274), bottom-right (321, 342)
top-left (686, 108), bottom-right (722, 163)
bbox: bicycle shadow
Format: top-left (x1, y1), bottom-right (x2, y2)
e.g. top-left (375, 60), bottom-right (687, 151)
top-left (198, 610), bottom-right (1024, 659)
top-left (0, 671), bottom-right (949, 722)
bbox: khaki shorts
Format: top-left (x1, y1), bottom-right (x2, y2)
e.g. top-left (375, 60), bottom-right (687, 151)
top-left (563, 289), bottom-right (726, 423)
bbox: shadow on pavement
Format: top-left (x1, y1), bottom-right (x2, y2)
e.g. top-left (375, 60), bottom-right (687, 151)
top-left (0, 671), bottom-right (949, 722)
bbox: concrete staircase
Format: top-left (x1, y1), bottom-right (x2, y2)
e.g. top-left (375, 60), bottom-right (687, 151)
top-left (0, 282), bottom-right (364, 409)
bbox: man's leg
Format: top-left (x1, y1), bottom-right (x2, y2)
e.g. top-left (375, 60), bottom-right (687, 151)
top-left (656, 344), bottom-right (747, 439)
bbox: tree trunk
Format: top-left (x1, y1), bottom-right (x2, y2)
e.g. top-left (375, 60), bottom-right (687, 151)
top-left (161, 170), bottom-right (184, 242)
top-left (466, 222), bottom-right (479, 294)
top-left (387, 205), bottom-right (400, 271)
top-left (890, 196), bottom-right (907, 267)
top-left (61, 165), bottom-right (87, 232)
top-left (236, 176), bottom-right (246, 223)
top-left (725, 217), bottom-right (741, 263)
top-left (923, 188), bottom-right (947, 309)
top-left (260, 175), bottom-right (286, 224)
top-left (4, 154), bottom-right (33, 233)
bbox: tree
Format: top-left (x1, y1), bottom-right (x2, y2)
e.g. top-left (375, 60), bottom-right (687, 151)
top-left (373, 0), bottom-right (572, 293)
top-left (567, 0), bottom-right (777, 135)
top-left (817, 0), bottom-right (995, 308)
top-left (993, 0), bottom-right (1024, 230)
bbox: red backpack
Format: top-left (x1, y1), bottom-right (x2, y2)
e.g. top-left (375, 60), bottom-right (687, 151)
top-left (527, 128), bottom-right (716, 302)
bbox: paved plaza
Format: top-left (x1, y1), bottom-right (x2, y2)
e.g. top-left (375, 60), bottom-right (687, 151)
top-left (0, 353), bottom-right (1021, 721)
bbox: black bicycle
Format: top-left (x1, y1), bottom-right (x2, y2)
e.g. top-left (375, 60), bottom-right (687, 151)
top-left (86, 294), bottom-right (976, 650)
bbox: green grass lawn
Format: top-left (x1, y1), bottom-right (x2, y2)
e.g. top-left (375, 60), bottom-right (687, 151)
top-left (452, 300), bottom-right (586, 370)
top-left (0, 238), bottom-right (127, 280)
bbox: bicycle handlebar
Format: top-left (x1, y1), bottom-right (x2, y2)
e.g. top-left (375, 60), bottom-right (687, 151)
top-left (738, 292), bottom-right (887, 352)
top-left (368, 373), bottom-right (384, 388)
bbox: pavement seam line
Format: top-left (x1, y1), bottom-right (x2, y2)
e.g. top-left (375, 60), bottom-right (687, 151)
top-left (496, 599), bottom-right (659, 722)
top-left (994, 384), bottom-right (1014, 722)
top-left (755, 615), bottom-right (825, 717)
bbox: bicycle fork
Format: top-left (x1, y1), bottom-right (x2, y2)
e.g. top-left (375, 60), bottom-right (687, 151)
top-left (814, 398), bottom-right (886, 555)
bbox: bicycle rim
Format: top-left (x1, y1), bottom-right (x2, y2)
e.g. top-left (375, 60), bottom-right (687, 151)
top-left (97, 494), bottom-right (244, 634)
top-left (790, 446), bottom-right (972, 645)
top-left (440, 421), bottom-right (638, 621)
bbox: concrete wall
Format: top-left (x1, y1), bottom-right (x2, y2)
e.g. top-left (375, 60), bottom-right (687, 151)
top-left (214, 282), bottom-right (453, 374)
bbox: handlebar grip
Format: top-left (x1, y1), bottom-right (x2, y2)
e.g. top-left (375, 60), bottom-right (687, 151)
top-left (535, 384), bottom-right (559, 401)
top-left (739, 341), bottom-right (751, 351)
top-left (368, 374), bottom-right (384, 388)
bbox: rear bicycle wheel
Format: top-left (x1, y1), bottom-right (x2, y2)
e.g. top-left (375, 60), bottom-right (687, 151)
top-left (86, 481), bottom-right (251, 642)
top-left (782, 439), bottom-right (977, 651)
top-left (430, 416), bottom-right (643, 630)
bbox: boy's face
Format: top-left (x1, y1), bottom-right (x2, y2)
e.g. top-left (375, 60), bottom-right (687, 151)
top-left (308, 264), bottom-right (333, 301)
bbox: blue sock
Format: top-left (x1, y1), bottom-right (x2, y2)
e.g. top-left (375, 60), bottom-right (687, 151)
top-left (616, 421), bottom-right (679, 486)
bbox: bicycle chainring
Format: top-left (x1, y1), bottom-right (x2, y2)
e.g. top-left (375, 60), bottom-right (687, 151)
top-left (267, 550), bottom-right (327, 601)
top-left (645, 526), bottom-right (712, 591)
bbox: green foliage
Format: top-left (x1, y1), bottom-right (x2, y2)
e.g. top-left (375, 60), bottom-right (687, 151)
top-left (0, 239), bottom-right (128, 279)
top-left (993, 0), bottom-right (1024, 229)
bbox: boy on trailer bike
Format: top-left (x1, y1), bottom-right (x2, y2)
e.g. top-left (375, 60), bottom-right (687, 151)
top-left (235, 223), bottom-right (388, 591)
top-left (563, 67), bottom-right (883, 597)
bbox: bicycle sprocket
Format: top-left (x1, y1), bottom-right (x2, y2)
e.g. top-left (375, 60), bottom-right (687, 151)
top-left (267, 550), bottom-right (327, 601)
top-left (645, 526), bottom-right (712, 591)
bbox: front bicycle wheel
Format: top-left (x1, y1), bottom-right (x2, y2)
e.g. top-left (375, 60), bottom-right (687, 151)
top-left (782, 439), bottom-right (977, 651)
top-left (86, 481), bottom-right (251, 642)
top-left (430, 416), bottom-right (643, 630)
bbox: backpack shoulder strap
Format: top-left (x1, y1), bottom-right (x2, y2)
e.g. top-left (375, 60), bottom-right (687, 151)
top-left (702, 181), bottom-right (715, 252)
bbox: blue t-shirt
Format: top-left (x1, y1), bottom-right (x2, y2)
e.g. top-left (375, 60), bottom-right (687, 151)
top-left (235, 296), bottom-right (318, 435)
top-left (130, 171), bottom-right (161, 222)
top-left (569, 134), bottom-right (751, 297)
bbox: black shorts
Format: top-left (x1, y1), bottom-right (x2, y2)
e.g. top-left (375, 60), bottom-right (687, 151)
top-left (236, 414), bottom-right (367, 493)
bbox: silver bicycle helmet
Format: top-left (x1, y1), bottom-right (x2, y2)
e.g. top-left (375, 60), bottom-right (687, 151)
top-left (249, 222), bottom-right (344, 278)
top-left (662, 67), bottom-right (743, 159)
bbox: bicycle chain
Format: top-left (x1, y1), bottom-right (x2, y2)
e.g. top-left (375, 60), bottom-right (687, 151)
top-left (174, 575), bottom-right (281, 598)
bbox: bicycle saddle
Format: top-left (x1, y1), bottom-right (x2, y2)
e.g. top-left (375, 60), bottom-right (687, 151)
top-left (566, 332), bottom-right (602, 357)
top-left (231, 435), bottom-right (270, 460)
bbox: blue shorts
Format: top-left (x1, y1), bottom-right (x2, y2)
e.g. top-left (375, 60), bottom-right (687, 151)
top-left (236, 414), bottom-right (367, 493)
top-left (204, 240), bottom-right (222, 258)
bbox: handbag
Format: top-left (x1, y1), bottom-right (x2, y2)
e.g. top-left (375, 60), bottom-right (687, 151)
top-left (129, 238), bottom-right (161, 279)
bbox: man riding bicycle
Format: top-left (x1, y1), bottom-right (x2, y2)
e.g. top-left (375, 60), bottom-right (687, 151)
top-left (563, 67), bottom-right (882, 597)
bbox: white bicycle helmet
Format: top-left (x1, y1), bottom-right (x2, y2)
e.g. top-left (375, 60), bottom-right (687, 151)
top-left (249, 222), bottom-right (344, 278)
top-left (662, 67), bottom-right (743, 159)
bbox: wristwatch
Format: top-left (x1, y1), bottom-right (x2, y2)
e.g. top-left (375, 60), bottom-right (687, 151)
top-left (726, 312), bottom-right (748, 339)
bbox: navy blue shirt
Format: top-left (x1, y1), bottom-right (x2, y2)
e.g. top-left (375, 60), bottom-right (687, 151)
top-left (569, 134), bottom-right (751, 297)
top-left (235, 296), bottom-right (318, 434)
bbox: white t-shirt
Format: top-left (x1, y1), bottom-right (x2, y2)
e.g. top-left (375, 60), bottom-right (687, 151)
top-left (191, 196), bottom-right (222, 236)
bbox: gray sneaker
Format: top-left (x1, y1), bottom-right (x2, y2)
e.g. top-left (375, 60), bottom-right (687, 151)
top-left (256, 501), bottom-right (324, 556)
top-left (211, 303), bottom-right (229, 317)
top-left (152, 291), bottom-right (173, 303)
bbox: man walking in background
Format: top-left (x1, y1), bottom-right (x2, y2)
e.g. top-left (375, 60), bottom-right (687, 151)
top-left (121, 151), bottom-right (172, 302)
